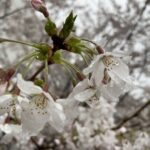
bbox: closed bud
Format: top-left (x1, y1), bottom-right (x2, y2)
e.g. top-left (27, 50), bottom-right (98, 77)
top-left (96, 45), bottom-right (104, 54)
top-left (76, 72), bottom-right (85, 81)
top-left (31, 0), bottom-right (49, 18)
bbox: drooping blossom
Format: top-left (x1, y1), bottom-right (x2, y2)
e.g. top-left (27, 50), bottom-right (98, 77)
top-left (83, 51), bottom-right (133, 101)
top-left (58, 79), bottom-right (92, 125)
top-left (58, 78), bottom-right (104, 125)
top-left (17, 74), bottom-right (66, 135)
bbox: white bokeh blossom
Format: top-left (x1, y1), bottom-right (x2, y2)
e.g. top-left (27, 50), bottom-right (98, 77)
top-left (0, 124), bottom-right (22, 144)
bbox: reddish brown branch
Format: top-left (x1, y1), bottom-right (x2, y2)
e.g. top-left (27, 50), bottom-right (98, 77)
top-left (29, 61), bottom-right (52, 81)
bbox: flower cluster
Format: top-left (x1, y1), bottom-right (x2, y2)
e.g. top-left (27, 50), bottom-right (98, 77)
top-left (55, 50), bottom-right (134, 149)
top-left (59, 51), bottom-right (133, 117)
top-left (0, 74), bottom-right (66, 136)
top-left (0, 1), bottom-right (145, 149)
top-left (0, 50), bottom-right (133, 140)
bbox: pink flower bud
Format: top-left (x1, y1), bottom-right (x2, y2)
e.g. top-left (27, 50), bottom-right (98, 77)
top-left (31, 0), bottom-right (49, 18)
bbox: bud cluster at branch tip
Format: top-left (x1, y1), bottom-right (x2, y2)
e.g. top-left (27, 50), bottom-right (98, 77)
top-left (31, 0), bottom-right (49, 18)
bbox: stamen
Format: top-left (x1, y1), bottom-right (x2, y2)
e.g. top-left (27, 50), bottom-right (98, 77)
top-left (102, 55), bottom-right (119, 69)
top-left (33, 94), bottom-right (48, 110)
top-left (102, 69), bottom-right (111, 84)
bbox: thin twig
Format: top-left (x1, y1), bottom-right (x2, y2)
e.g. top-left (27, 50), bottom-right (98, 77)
top-left (29, 61), bottom-right (52, 81)
top-left (112, 100), bottom-right (150, 130)
top-left (29, 63), bottom-right (45, 81)
top-left (120, 0), bottom-right (149, 50)
top-left (0, 6), bottom-right (29, 20)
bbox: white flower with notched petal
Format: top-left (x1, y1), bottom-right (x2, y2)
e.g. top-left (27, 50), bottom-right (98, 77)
top-left (17, 74), bottom-right (66, 136)
top-left (73, 79), bottom-right (101, 108)
top-left (83, 51), bottom-right (133, 100)
top-left (58, 78), bottom-right (103, 122)
top-left (58, 78), bottom-right (99, 125)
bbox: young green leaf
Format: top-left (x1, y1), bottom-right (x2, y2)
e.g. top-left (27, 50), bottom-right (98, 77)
top-left (45, 18), bottom-right (57, 36)
top-left (59, 11), bottom-right (77, 40)
top-left (66, 37), bottom-right (85, 54)
top-left (51, 50), bottom-right (62, 64)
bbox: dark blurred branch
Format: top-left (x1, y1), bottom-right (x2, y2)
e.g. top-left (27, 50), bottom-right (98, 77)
top-left (121, 0), bottom-right (149, 49)
top-left (29, 64), bottom-right (45, 81)
top-left (112, 100), bottom-right (150, 130)
top-left (0, 6), bottom-right (29, 20)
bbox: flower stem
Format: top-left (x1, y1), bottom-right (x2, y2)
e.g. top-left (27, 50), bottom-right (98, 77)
top-left (22, 58), bottom-right (35, 78)
top-left (82, 39), bottom-right (104, 54)
top-left (80, 53), bottom-right (89, 65)
top-left (81, 38), bottom-right (97, 46)
top-left (0, 38), bottom-right (35, 47)
top-left (15, 52), bottom-right (38, 68)
top-left (44, 60), bottom-right (49, 83)
top-left (62, 65), bottom-right (77, 83)
top-left (61, 59), bottom-right (81, 74)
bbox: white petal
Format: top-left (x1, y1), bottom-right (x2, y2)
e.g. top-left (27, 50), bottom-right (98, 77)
top-left (49, 103), bottom-right (66, 132)
top-left (54, 102), bottom-right (63, 111)
top-left (0, 95), bottom-right (13, 115)
top-left (0, 83), bottom-right (7, 96)
top-left (21, 101), bottom-right (49, 136)
top-left (101, 83), bottom-right (121, 101)
top-left (0, 134), bottom-right (13, 144)
top-left (0, 124), bottom-right (22, 134)
top-left (69, 79), bottom-right (90, 98)
top-left (107, 67), bottom-right (133, 97)
top-left (17, 74), bottom-right (42, 95)
top-left (109, 59), bottom-right (129, 82)
top-left (75, 88), bottom-right (96, 102)
top-left (43, 91), bottom-right (55, 102)
top-left (91, 60), bottom-right (105, 87)
top-left (57, 98), bottom-right (79, 125)
top-left (110, 51), bottom-right (126, 57)
top-left (83, 55), bottom-right (100, 75)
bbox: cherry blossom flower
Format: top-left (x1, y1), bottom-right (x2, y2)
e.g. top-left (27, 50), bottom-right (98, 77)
top-left (83, 51), bottom-right (133, 100)
top-left (58, 78), bottom-right (103, 123)
top-left (70, 78), bottom-right (116, 108)
top-left (73, 79), bottom-right (100, 107)
top-left (17, 74), bottom-right (66, 135)
top-left (58, 79), bottom-right (91, 125)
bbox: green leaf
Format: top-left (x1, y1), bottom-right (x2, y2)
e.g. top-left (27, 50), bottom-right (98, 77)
top-left (33, 43), bottom-right (52, 60)
top-left (45, 19), bottom-right (57, 36)
top-left (66, 37), bottom-right (85, 54)
top-left (59, 11), bottom-right (77, 40)
top-left (34, 79), bottom-right (44, 87)
top-left (51, 50), bottom-right (62, 64)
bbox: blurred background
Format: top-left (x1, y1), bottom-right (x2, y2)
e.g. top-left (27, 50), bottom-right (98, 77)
top-left (0, 0), bottom-right (150, 149)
